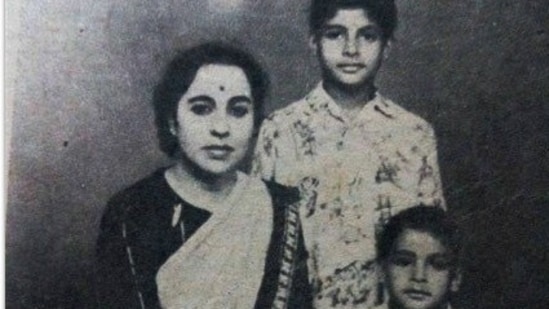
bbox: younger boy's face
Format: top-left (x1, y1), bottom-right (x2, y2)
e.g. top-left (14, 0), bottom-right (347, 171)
top-left (312, 8), bottom-right (387, 88)
top-left (384, 229), bottom-right (460, 309)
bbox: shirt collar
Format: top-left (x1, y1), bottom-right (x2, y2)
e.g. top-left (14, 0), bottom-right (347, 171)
top-left (307, 82), bottom-right (395, 123)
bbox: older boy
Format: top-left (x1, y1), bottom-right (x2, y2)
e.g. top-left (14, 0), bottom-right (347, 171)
top-left (253, 0), bottom-right (445, 307)
top-left (376, 206), bottom-right (461, 309)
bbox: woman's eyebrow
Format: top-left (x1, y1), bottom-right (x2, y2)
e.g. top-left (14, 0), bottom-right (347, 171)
top-left (188, 95), bottom-right (215, 104)
top-left (228, 96), bottom-right (252, 105)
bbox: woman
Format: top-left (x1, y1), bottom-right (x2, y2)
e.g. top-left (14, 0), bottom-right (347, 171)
top-left (96, 43), bottom-right (311, 308)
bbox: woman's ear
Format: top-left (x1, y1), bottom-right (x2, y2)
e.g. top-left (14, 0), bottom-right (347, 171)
top-left (168, 119), bottom-right (177, 136)
top-left (382, 40), bottom-right (392, 61)
top-left (450, 269), bottom-right (462, 293)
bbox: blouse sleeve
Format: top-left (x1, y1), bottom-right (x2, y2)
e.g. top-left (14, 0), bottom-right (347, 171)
top-left (95, 197), bottom-right (143, 309)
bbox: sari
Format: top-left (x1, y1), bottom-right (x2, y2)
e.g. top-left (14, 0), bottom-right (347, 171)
top-left (156, 173), bottom-right (276, 308)
top-left (97, 169), bottom-right (311, 309)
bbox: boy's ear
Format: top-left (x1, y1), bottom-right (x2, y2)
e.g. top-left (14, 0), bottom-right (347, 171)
top-left (450, 268), bottom-right (462, 293)
top-left (377, 261), bottom-right (387, 282)
top-left (308, 35), bottom-right (318, 54)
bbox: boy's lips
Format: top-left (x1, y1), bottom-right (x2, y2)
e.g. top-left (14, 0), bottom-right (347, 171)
top-left (337, 63), bottom-right (366, 73)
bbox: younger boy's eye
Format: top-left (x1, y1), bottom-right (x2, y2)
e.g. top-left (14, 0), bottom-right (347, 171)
top-left (428, 256), bottom-right (451, 271)
top-left (390, 255), bottom-right (415, 267)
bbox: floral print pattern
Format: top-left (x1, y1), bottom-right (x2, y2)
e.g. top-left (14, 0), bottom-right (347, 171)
top-left (252, 84), bottom-right (445, 308)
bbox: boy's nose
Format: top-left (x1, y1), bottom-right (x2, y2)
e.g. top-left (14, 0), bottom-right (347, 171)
top-left (343, 38), bottom-right (359, 56)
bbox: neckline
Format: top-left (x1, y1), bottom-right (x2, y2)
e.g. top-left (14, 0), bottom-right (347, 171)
top-left (164, 169), bottom-right (249, 214)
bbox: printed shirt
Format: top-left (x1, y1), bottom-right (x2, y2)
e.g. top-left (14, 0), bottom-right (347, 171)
top-left (252, 83), bottom-right (445, 308)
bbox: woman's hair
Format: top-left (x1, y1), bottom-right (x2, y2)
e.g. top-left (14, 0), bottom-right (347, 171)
top-left (152, 42), bottom-right (269, 157)
top-left (309, 0), bottom-right (398, 42)
top-left (376, 205), bottom-right (461, 266)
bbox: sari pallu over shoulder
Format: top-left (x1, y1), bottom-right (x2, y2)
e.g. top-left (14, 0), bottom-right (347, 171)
top-left (255, 181), bottom-right (313, 309)
top-left (156, 176), bottom-right (313, 309)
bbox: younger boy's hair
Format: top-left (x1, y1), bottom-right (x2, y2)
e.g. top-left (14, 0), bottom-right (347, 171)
top-left (376, 206), bottom-right (461, 266)
top-left (309, 0), bottom-right (398, 42)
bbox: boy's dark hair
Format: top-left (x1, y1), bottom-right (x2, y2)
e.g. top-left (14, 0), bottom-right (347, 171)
top-left (309, 0), bottom-right (398, 41)
top-left (152, 42), bottom-right (269, 157)
top-left (377, 206), bottom-right (461, 265)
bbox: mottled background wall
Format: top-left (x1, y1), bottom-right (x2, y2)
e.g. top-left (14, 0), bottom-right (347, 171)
top-left (6, 0), bottom-right (548, 308)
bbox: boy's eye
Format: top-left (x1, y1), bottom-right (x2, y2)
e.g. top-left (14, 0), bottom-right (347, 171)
top-left (229, 104), bottom-right (250, 118)
top-left (322, 29), bottom-right (345, 40)
top-left (358, 29), bottom-right (381, 42)
top-left (190, 103), bottom-right (213, 116)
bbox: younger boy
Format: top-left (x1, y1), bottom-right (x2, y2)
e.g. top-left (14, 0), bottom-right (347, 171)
top-left (376, 206), bottom-right (462, 309)
top-left (253, 0), bottom-right (445, 307)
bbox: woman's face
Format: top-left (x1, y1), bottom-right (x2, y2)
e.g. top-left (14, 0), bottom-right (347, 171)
top-left (171, 64), bottom-right (254, 176)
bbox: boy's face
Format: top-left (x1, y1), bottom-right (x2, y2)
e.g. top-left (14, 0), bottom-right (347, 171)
top-left (384, 229), bottom-right (460, 309)
top-left (312, 8), bottom-right (388, 88)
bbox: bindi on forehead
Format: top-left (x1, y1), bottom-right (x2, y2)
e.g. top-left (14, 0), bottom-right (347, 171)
top-left (219, 85), bottom-right (225, 91)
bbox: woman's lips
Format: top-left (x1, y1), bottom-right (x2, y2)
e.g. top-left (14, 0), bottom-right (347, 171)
top-left (203, 145), bottom-right (234, 159)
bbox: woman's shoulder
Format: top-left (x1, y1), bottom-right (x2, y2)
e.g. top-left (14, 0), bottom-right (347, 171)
top-left (103, 168), bottom-right (174, 217)
top-left (109, 168), bottom-right (169, 202)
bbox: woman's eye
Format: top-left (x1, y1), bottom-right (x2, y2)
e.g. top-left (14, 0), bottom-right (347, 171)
top-left (230, 105), bottom-right (250, 118)
top-left (190, 104), bottom-right (213, 116)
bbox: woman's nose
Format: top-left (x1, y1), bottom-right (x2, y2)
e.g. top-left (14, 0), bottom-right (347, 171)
top-left (210, 114), bottom-right (230, 139)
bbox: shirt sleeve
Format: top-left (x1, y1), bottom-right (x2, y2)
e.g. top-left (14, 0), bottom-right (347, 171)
top-left (414, 124), bottom-right (446, 209)
top-left (252, 117), bottom-right (279, 182)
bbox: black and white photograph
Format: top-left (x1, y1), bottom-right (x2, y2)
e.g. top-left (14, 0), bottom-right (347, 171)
top-left (5, 0), bottom-right (548, 308)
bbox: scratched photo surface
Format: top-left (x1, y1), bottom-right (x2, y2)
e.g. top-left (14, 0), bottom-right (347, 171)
top-left (5, 1), bottom-right (548, 308)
